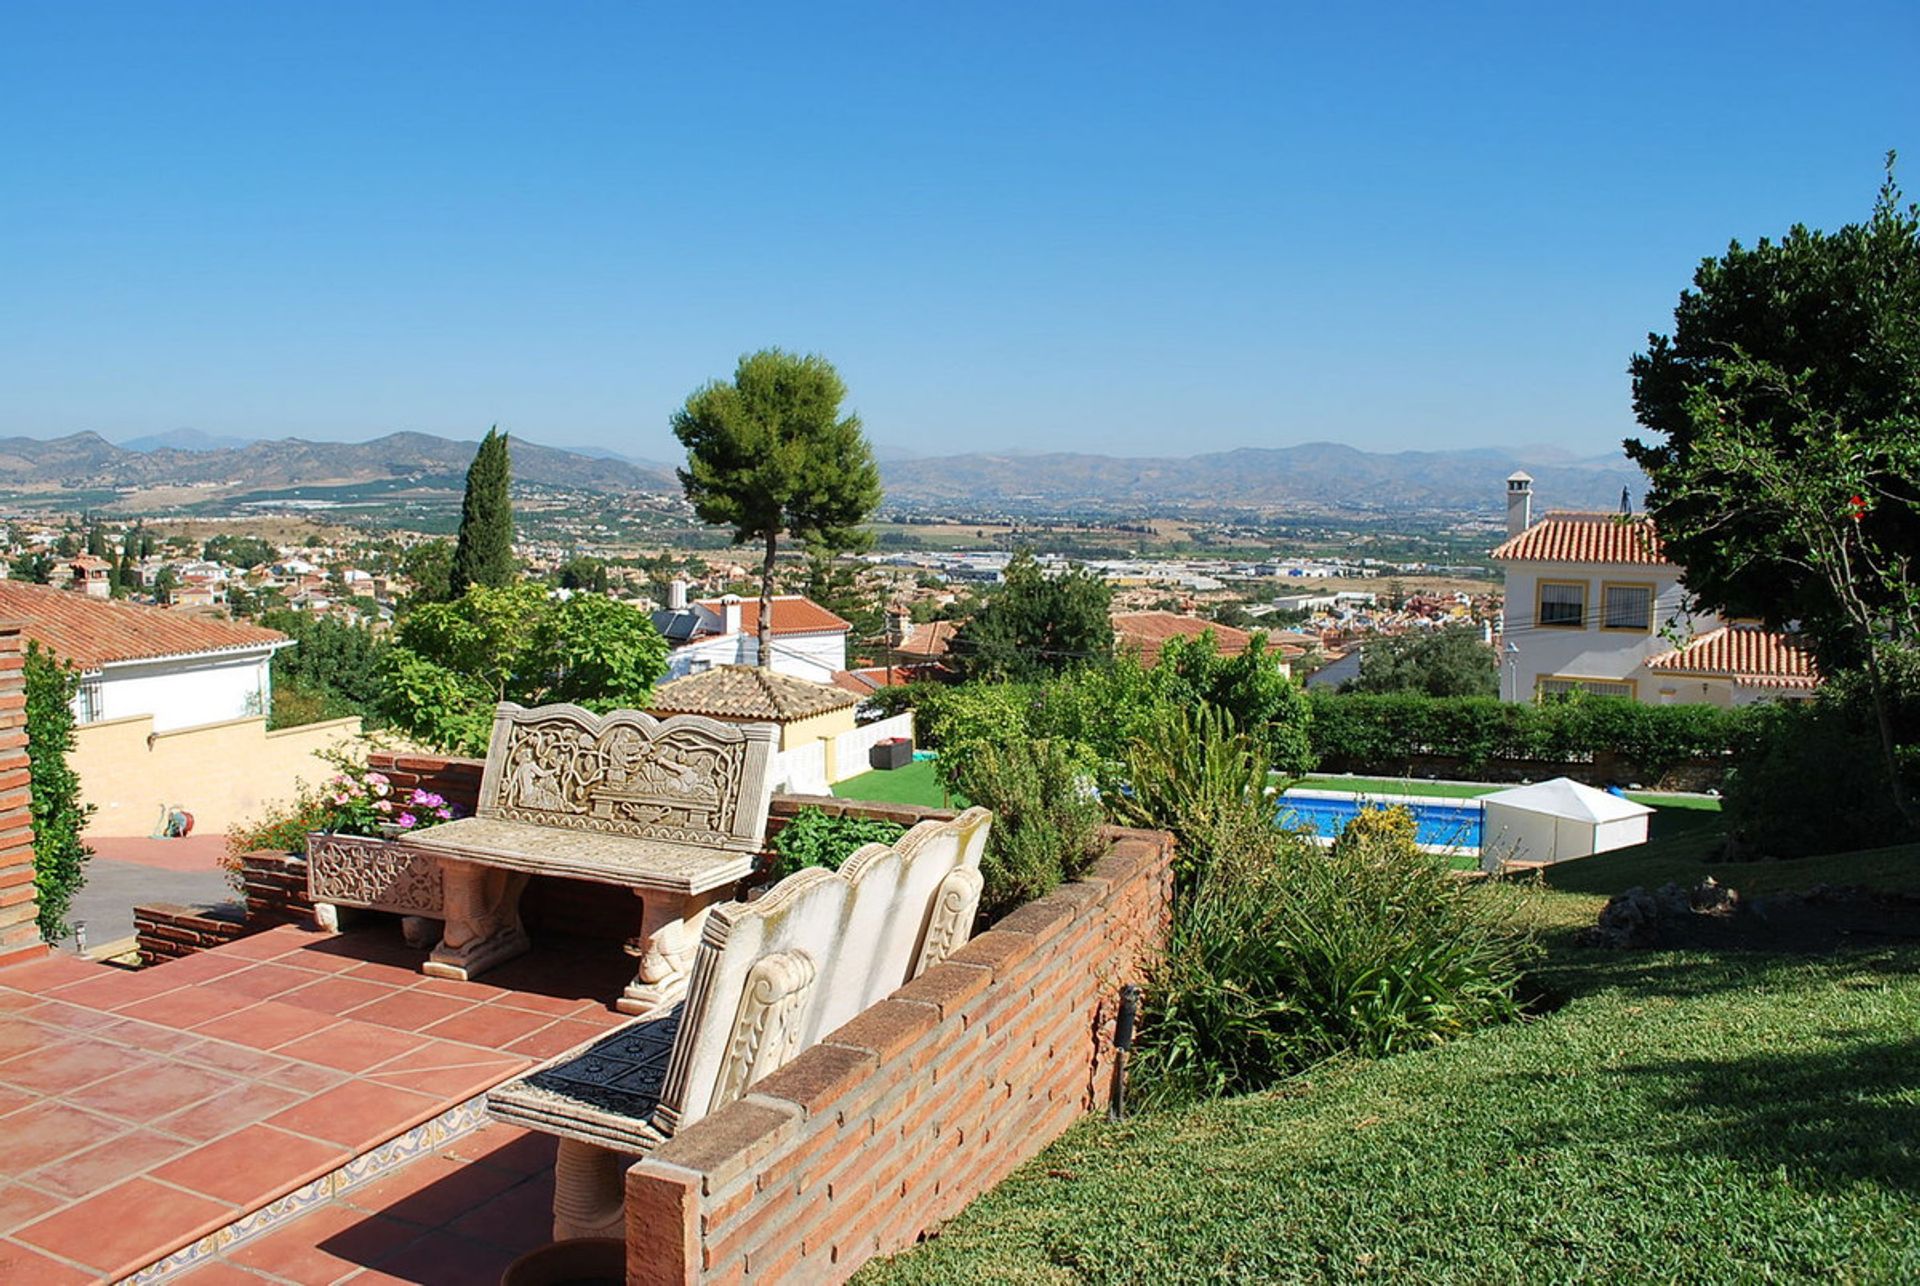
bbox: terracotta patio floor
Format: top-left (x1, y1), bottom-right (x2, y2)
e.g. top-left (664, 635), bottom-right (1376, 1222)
top-left (0, 924), bottom-right (634, 1283)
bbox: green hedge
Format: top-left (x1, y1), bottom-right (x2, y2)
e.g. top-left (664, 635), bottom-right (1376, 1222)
top-left (1307, 691), bottom-right (1753, 779)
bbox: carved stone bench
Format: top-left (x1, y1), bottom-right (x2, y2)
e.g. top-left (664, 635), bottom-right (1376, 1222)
top-left (485, 806), bottom-right (992, 1240)
top-left (311, 702), bottom-right (777, 1016)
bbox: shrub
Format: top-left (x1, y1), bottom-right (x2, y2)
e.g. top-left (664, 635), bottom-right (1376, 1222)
top-left (1109, 704), bottom-right (1278, 898)
top-left (25, 644), bottom-right (93, 943)
top-left (950, 737), bottom-right (1107, 920)
top-left (1133, 801), bottom-right (1534, 1107)
top-left (769, 808), bottom-right (906, 881)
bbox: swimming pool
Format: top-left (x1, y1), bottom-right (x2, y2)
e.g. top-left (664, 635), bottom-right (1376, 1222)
top-left (1277, 789), bottom-right (1484, 853)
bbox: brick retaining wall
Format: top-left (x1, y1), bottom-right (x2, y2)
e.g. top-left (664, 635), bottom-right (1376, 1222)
top-left (623, 827), bottom-right (1176, 1285)
top-left (136, 901), bottom-right (248, 964)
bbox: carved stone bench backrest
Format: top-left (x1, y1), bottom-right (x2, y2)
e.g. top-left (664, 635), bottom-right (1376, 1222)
top-left (478, 702), bottom-right (776, 854)
top-left (650, 806), bottom-right (991, 1135)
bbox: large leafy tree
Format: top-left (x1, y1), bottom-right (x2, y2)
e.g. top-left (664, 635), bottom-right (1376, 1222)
top-left (951, 549), bottom-right (1115, 682)
top-left (450, 427), bottom-right (517, 593)
top-left (672, 350), bottom-right (882, 669)
top-left (1626, 160), bottom-right (1920, 827)
top-left (375, 584), bottom-right (668, 754)
top-left (1345, 625), bottom-right (1498, 699)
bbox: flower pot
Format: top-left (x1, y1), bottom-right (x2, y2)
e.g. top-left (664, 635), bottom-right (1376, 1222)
top-left (499, 1238), bottom-right (625, 1286)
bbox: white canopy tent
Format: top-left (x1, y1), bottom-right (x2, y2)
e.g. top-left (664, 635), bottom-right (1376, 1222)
top-left (1479, 777), bottom-right (1653, 866)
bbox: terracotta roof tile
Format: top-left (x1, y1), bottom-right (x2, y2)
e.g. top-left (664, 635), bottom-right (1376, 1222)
top-left (649, 665), bottom-right (859, 721)
top-left (1111, 612), bottom-right (1254, 666)
top-left (693, 595), bottom-right (851, 635)
top-left (1491, 512), bottom-right (1668, 566)
top-left (888, 619), bottom-right (959, 660)
top-left (0, 581), bottom-right (287, 669)
top-left (1646, 625), bottom-right (1821, 688)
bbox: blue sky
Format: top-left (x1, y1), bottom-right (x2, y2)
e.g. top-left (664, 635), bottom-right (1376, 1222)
top-left (2, 2), bottom-right (1913, 462)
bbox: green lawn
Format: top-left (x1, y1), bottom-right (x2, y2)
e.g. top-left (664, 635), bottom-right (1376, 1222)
top-left (860, 831), bottom-right (1920, 1284)
top-left (832, 758), bottom-right (963, 809)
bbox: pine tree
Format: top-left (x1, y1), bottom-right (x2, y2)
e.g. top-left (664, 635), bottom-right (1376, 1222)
top-left (450, 427), bottom-right (516, 593)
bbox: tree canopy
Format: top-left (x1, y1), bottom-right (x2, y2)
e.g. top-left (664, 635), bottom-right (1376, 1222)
top-left (672, 350), bottom-right (881, 668)
top-left (450, 427), bottom-right (517, 593)
top-left (951, 549), bottom-right (1115, 682)
top-left (1344, 625), bottom-right (1498, 699)
top-left (375, 584), bottom-right (668, 754)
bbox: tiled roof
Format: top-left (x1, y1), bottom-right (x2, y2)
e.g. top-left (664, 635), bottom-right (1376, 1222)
top-left (830, 663), bottom-right (955, 696)
top-left (1646, 625), bottom-right (1820, 688)
top-left (1111, 612), bottom-right (1255, 666)
top-left (888, 619), bottom-right (959, 660)
top-left (649, 665), bottom-right (859, 721)
top-left (693, 596), bottom-right (851, 635)
top-left (1491, 512), bottom-right (1669, 566)
top-left (0, 581), bottom-right (287, 669)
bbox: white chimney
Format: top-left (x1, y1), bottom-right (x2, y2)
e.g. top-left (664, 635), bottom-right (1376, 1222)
top-left (888, 607), bottom-right (913, 647)
top-left (1506, 471), bottom-right (1534, 538)
top-left (720, 594), bottom-right (743, 636)
top-left (667, 578), bottom-right (688, 610)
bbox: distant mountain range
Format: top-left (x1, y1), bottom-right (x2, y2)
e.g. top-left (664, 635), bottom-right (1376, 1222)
top-left (0, 431), bottom-right (1642, 517)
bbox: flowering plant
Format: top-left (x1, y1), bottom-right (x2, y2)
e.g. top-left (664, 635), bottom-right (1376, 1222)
top-left (319, 763), bottom-right (460, 838)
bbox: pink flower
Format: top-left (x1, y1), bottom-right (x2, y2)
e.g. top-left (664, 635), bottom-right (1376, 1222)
top-left (331, 792), bottom-right (350, 806)
top-left (396, 812), bottom-right (417, 829)
top-left (374, 798), bottom-right (393, 814)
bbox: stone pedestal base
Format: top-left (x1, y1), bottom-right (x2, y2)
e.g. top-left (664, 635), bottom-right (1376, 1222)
top-left (426, 863), bottom-right (531, 981)
top-left (615, 889), bottom-right (725, 1017)
top-left (551, 1138), bottom-right (629, 1242)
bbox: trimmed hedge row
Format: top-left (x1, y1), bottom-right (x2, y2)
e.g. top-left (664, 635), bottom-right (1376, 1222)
top-left (1307, 691), bottom-right (1753, 779)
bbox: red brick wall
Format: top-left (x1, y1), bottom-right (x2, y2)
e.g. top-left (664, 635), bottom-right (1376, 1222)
top-left (622, 828), bottom-right (1176, 1285)
top-left (136, 901), bottom-right (247, 964)
top-left (0, 622), bottom-right (43, 966)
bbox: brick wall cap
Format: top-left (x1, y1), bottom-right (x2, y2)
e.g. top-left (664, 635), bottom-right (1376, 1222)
top-left (649, 1095), bottom-right (802, 1193)
top-left (820, 997), bottom-right (940, 1064)
top-left (892, 960), bottom-right (992, 1019)
top-left (750, 1042), bottom-right (882, 1118)
top-left (944, 929), bottom-right (1037, 980)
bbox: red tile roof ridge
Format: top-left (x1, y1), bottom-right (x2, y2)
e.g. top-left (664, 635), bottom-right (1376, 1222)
top-left (0, 580), bottom-right (287, 669)
top-left (1645, 624), bottom-right (1820, 686)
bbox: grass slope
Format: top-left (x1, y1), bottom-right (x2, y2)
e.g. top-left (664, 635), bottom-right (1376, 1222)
top-left (832, 759), bottom-right (963, 809)
top-left (860, 834), bottom-right (1920, 1285)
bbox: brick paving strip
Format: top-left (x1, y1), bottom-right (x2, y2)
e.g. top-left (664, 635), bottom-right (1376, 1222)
top-left (0, 924), bottom-right (633, 1282)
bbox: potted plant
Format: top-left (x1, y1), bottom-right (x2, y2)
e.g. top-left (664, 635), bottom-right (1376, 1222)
top-left (303, 760), bottom-right (463, 943)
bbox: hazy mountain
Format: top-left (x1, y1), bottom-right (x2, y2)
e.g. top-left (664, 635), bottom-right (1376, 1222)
top-left (118, 428), bottom-right (260, 452)
top-left (877, 441), bottom-right (1644, 515)
top-left (0, 431), bottom-right (677, 493)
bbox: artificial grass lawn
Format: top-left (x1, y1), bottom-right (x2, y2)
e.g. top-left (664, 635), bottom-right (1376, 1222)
top-left (832, 758), bottom-right (964, 809)
top-left (859, 832), bottom-right (1920, 1285)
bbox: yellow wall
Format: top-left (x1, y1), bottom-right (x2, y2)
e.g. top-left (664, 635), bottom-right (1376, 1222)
top-left (72, 714), bottom-right (363, 836)
top-left (779, 706), bottom-right (858, 752)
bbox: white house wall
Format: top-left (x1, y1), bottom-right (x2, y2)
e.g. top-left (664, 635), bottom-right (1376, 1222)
top-left (1500, 561), bottom-right (1713, 704)
top-left (88, 647), bottom-right (276, 733)
top-left (665, 630), bottom-right (848, 683)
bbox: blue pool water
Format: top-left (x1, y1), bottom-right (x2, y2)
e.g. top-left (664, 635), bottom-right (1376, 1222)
top-left (1278, 791), bottom-right (1484, 850)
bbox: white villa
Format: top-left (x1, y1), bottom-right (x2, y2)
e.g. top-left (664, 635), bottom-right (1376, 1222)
top-left (650, 586), bottom-right (851, 684)
top-left (1492, 473), bottom-right (1818, 707)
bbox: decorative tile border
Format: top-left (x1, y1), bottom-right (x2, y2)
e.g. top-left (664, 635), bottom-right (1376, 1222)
top-left (119, 1095), bottom-right (495, 1284)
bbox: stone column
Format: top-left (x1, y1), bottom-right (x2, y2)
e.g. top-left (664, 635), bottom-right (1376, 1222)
top-left (0, 621), bottom-right (45, 966)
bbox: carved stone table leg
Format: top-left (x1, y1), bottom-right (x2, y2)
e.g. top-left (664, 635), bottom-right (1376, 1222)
top-left (552, 1138), bottom-right (629, 1241)
top-left (617, 887), bottom-right (726, 1016)
top-left (424, 863), bottom-right (531, 981)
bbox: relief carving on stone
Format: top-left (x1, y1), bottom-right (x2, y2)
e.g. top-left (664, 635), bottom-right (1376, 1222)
top-left (484, 710), bottom-right (760, 849)
top-left (306, 833), bottom-right (445, 916)
top-left (912, 865), bottom-right (985, 978)
top-left (710, 949), bottom-right (817, 1112)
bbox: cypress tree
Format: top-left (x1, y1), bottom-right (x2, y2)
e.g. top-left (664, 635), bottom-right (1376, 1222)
top-left (450, 426), bottom-right (516, 593)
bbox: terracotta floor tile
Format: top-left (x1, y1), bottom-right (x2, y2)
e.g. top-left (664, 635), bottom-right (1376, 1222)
top-left (268, 1061), bottom-right (351, 1093)
top-left (366, 1057), bottom-right (524, 1101)
top-left (368, 1228), bottom-right (519, 1285)
top-left (0, 1081), bottom-right (36, 1118)
top-left (266, 1079), bottom-right (441, 1150)
top-left (176, 1037), bottom-right (294, 1079)
top-left (0, 987), bottom-right (41, 1011)
top-left (1, 954), bottom-right (106, 993)
top-left (442, 1124), bottom-right (554, 1175)
top-left (0, 1181), bottom-right (64, 1229)
top-left (0, 1102), bottom-right (124, 1174)
top-left (342, 959), bottom-right (427, 987)
top-left (268, 941), bottom-right (374, 974)
top-left (142, 952), bottom-right (254, 986)
top-left (216, 929), bottom-right (313, 962)
top-left (227, 1200), bottom-right (422, 1282)
top-left (344, 990), bottom-right (477, 1033)
top-left (338, 1152), bottom-right (521, 1229)
top-left (486, 987), bottom-right (601, 1018)
top-left (0, 1238), bottom-right (95, 1284)
top-left (194, 998), bottom-right (334, 1050)
top-left (414, 976), bottom-right (508, 1004)
top-left (151, 1124), bottom-right (350, 1206)
top-left (92, 1016), bottom-right (206, 1055)
top-left (502, 1017), bottom-right (610, 1059)
top-left (21, 999), bottom-right (121, 1032)
top-left (277, 975), bottom-right (402, 1017)
top-left (119, 984), bottom-right (258, 1031)
top-left (276, 1020), bottom-right (423, 1073)
top-left (212, 963), bottom-right (317, 1003)
top-left (154, 1081), bottom-right (306, 1142)
top-left (445, 1171), bottom-right (557, 1250)
top-left (27, 1127), bottom-right (189, 1199)
top-left (0, 1019), bottom-right (50, 1060)
top-left (0, 1038), bottom-right (156, 1093)
top-left (49, 966), bottom-right (188, 1011)
top-left (418, 1002), bottom-right (554, 1049)
top-left (15, 1176), bottom-right (234, 1279)
top-left (65, 1062), bottom-right (242, 1121)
